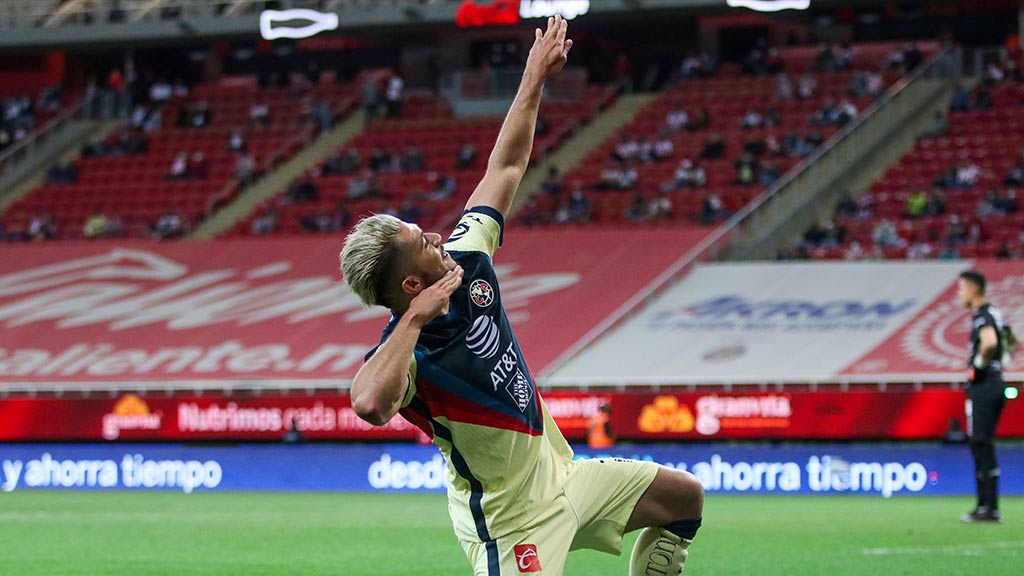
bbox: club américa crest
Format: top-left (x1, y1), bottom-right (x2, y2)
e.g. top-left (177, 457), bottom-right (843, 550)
top-left (470, 279), bottom-right (494, 308)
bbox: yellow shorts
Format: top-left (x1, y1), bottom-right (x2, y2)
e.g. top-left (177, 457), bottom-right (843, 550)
top-left (460, 457), bottom-right (660, 575)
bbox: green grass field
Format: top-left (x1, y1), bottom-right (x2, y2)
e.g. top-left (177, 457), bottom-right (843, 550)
top-left (1, 491), bottom-right (1021, 575)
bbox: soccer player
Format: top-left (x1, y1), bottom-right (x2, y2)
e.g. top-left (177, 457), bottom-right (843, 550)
top-left (340, 15), bottom-right (704, 575)
top-left (956, 269), bottom-right (1013, 523)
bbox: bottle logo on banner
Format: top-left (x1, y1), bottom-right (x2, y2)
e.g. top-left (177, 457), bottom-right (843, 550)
top-left (637, 395), bottom-right (792, 436)
top-left (102, 395), bottom-right (162, 440)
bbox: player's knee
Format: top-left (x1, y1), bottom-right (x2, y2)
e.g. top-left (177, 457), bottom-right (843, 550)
top-left (673, 469), bottom-right (704, 519)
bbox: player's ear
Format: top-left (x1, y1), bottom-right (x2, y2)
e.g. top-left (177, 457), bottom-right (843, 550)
top-left (401, 275), bottom-right (425, 296)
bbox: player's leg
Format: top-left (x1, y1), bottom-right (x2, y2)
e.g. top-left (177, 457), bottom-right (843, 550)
top-left (626, 467), bottom-right (704, 576)
top-left (963, 382), bottom-right (1004, 522)
top-left (460, 494), bottom-right (576, 575)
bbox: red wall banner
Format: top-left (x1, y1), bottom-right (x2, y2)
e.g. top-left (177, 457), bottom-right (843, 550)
top-left (2, 388), bottom-right (1020, 442)
top-left (0, 230), bottom-right (705, 386)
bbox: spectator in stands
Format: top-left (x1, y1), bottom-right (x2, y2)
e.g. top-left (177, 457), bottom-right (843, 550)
top-left (905, 189), bottom-right (929, 218)
top-left (362, 75), bottom-right (383, 120)
top-left (45, 161), bottom-right (78, 185)
top-left (249, 102), bottom-right (269, 127)
top-left (996, 188), bottom-right (1018, 213)
top-left (765, 133), bottom-right (782, 156)
top-left (28, 213), bottom-right (57, 241)
top-left (872, 219), bottom-right (903, 248)
top-left (541, 165), bottom-right (563, 196)
top-left (615, 53), bottom-right (634, 93)
top-left (925, 188), bottom-right (947, 217)
top-left (106, 213), bottom-right (123, 237)
top-left (301, 211), bottom-right (333, 233)
top-left (744, 135), bottom-right (766, 157)
top-left (955, 161), bottom-right (984, 188)
top-left (935, 165), bottom-right (958, 189)
top-left (188, 152), bottom-right (208, 179)
top-left (775, 73), bottom-right (794, 101)
top-left (907, 240), bottom-right (933, 260)
top-left (235, 153), bottom-right (257, 187)
top-left (637, 138), bottom-right (655, 163)
top-left (1005, 158), bottom-right (1024, 186)
top-left (835, 192), bottom-right (857, 218)
top-left (83, 211), bottom-right (108, 239)
top-left (734, 153), bottom-right (758, 185)
top-left (149, 211), bottom-right (185, 240)
top-left (331, 201), bottom-right (352, 232)
top-left (976, 189), bottom-right (1005, 217)
top-left (701, 133), bottom-right (725, 159)
top-left (227, 130), bottom-right (247, 152)
top-left (797, 73), bottom-right (817, 100)
top-left (996, 241), bottom-right (1014, 260)
top-left (701, 193), bottom-right (729, 225)
top-left (919, 111), bottom-right (948, 139)
top-left (456, 143), bottom-right (477, 169)
top-left (805, 218), bottom-right (844, 248)
top-left (166, 151), bottom-right (189, 180)
top-left (113, 129), bottom-right (148, 156)
top-left (883, 47), bottom-right (905, 70)
top-left (758, 160), bottom-right (781, 186)
top-left (81, 134), bottom-right (109, 157)
top-left (938, 240), bottom-right (960, 259)
top-left (903, 42), bottom-right (923, 72)
top-left (814, 43), bottom-right (839, 73)
top-left (847, 71), bottom-right (870, 97)
top-left (402, 146), bottom-right (425, 173)
top-left (844, 241), bottom-right (866, 260)
top-left (191, 101), bottom-right (211, 128)
top-left (556, 187), bottom-right (592, 224)
top-left (172, 78), bottom-right (189, 99)
top-left (973, 85), bottom-right (992, 110)
top-left (613, 137), bottom-right (639, 163)
top-left (764, 107), bottom-right (781, 129)
top-left (680, 53), bottom-right (713, 79)
top-left (740, 109), bottom-right (763, 130)
top-left (386, 73), bottom-right (405, 117)
top-left (671, 159), bottom-right (696, 189)
top-left (149, 79), bottom-right (172, 104)
top-left (425, 172), bottom-right (457, 201)
top-left (945, 214), bottom-right (967, 244)
top-left (347, 169), bottom-right (380, 200)
top-left (665, 108), bottom-right (688, 132)
top-left (286, 174), bottom-right (319, 204)
top-left (688, 107), bottom-right (710, 132)
top-left (625, 192), bottom-right (650, 222)
top-left (251, 208), bottom-right (280, 235)
top-left (811, 99), bottom-right (838, 125)
top-left (949, 85), bottom-right (971, 112)
top-left (648, 190), bottom-right (673, 221)
top-left (398, 200), bottom-right (426, 223)
top-left (653, 137), bottom-right (674, 162)
top-left (369, 147), bottom-right (392, 173)
top-left (852, 192), bottom-right (875, 220)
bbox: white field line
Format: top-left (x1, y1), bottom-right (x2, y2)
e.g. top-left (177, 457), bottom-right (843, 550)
top-left (862, 540), bottom-right (1024, 556)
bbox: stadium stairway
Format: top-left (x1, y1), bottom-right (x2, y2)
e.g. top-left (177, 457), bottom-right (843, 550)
top-left (188, 112), bottom-right (366, 239)
top-left (726, 51), bottom-right (961, 260)
top-left (510, 93), bottom-right (656, 215)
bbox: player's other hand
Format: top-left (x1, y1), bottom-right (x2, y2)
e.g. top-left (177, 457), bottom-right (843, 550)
top-left (408, 266), bottom-right (463, 327)
top-left (527, 14), bottom-right (573, 78)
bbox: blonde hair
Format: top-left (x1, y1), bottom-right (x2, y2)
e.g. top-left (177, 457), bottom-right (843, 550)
top-left (340, 214), bottom-right (404, 307)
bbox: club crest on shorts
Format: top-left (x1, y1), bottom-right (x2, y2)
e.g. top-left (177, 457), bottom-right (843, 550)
top-left (513, 544), bottom-right (541, 573)
top-left (469, 279), bottom-right (494, 308)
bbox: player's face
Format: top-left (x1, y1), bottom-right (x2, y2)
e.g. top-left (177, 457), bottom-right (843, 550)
top-left (956, 278), bottom-right (977, 308)
top-left (401, 221), bottom-right (456, 287)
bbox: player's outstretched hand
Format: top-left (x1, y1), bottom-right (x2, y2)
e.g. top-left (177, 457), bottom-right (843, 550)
top-left (527, 14), bottom-right (573, 78)
top-left (408, 266), bottom-right (464, 327)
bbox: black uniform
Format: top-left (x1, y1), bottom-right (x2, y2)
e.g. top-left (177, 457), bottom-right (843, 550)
top-left (965, 302), bottom-right (1007, 514)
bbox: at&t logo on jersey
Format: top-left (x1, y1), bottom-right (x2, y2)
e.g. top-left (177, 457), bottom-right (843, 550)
top-left (513, 544), bottom-right (541, 573)
top-left (466, 315), bottom-right (501, 359)
top-left (470, 279), bottom-right (494, 308)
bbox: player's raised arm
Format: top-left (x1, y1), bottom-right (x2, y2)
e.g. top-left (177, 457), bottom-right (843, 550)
top-left (464, 15), bottom-right (573, 218)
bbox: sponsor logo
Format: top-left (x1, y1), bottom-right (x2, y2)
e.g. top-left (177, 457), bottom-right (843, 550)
top-left (368, 454), bottom-right (446, 490)
top-left (637, 394), bottom-right (792, 436)
top-left (514, 544), bottom-right (541, 572)
top-left (520, 0), bottom-right (590, 20)
top-left (455, 0), bottom-right (520, 28)
top-left (649, 295), bottom-right (916, 333)
top-left (506, 369), bottom-right (533, 412)
top-left (102, 395), bottom-right (162, 440)
top-left (896, 274), bottom-right (1024, 371)
top-left (489, 342), bottom-right (519, 390)
top-left (259, 8), bottom-right (338, 40)
top-left (466, 316), bottom-right (501, 359)
top-left (637, 396), bottom-right (695, 434)
top-left (470, 279), bottom-right (495, 308)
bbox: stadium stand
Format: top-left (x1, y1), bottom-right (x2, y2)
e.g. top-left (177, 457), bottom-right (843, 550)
top-left (1, 74), bottom-right (362, 241)
top-left (790, 64), bottom-right (1024, 261)
top-left (226, 81), bottom-right (615, 237)
top-left (515, 42), bottom-right (934, 228)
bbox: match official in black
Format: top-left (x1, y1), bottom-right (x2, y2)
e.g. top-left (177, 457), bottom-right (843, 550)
top-left (956, 269), bottom-right (1016, 523)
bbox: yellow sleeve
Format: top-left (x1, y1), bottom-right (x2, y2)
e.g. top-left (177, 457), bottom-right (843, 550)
top-left (444, 206), bottom-right (505, 258)
top-left (401, 354), bottom-right (418, 408)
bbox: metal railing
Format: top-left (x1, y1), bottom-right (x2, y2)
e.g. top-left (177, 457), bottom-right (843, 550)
top-left (539, 46), bottom-right (961, 384)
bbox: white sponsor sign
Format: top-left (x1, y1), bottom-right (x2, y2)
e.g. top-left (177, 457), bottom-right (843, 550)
top-left (548, 262), bottom-right (966, 385)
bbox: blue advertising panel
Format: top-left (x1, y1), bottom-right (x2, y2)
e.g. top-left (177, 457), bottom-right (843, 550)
top-left (1, 443), bottom-right (1021, 496)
